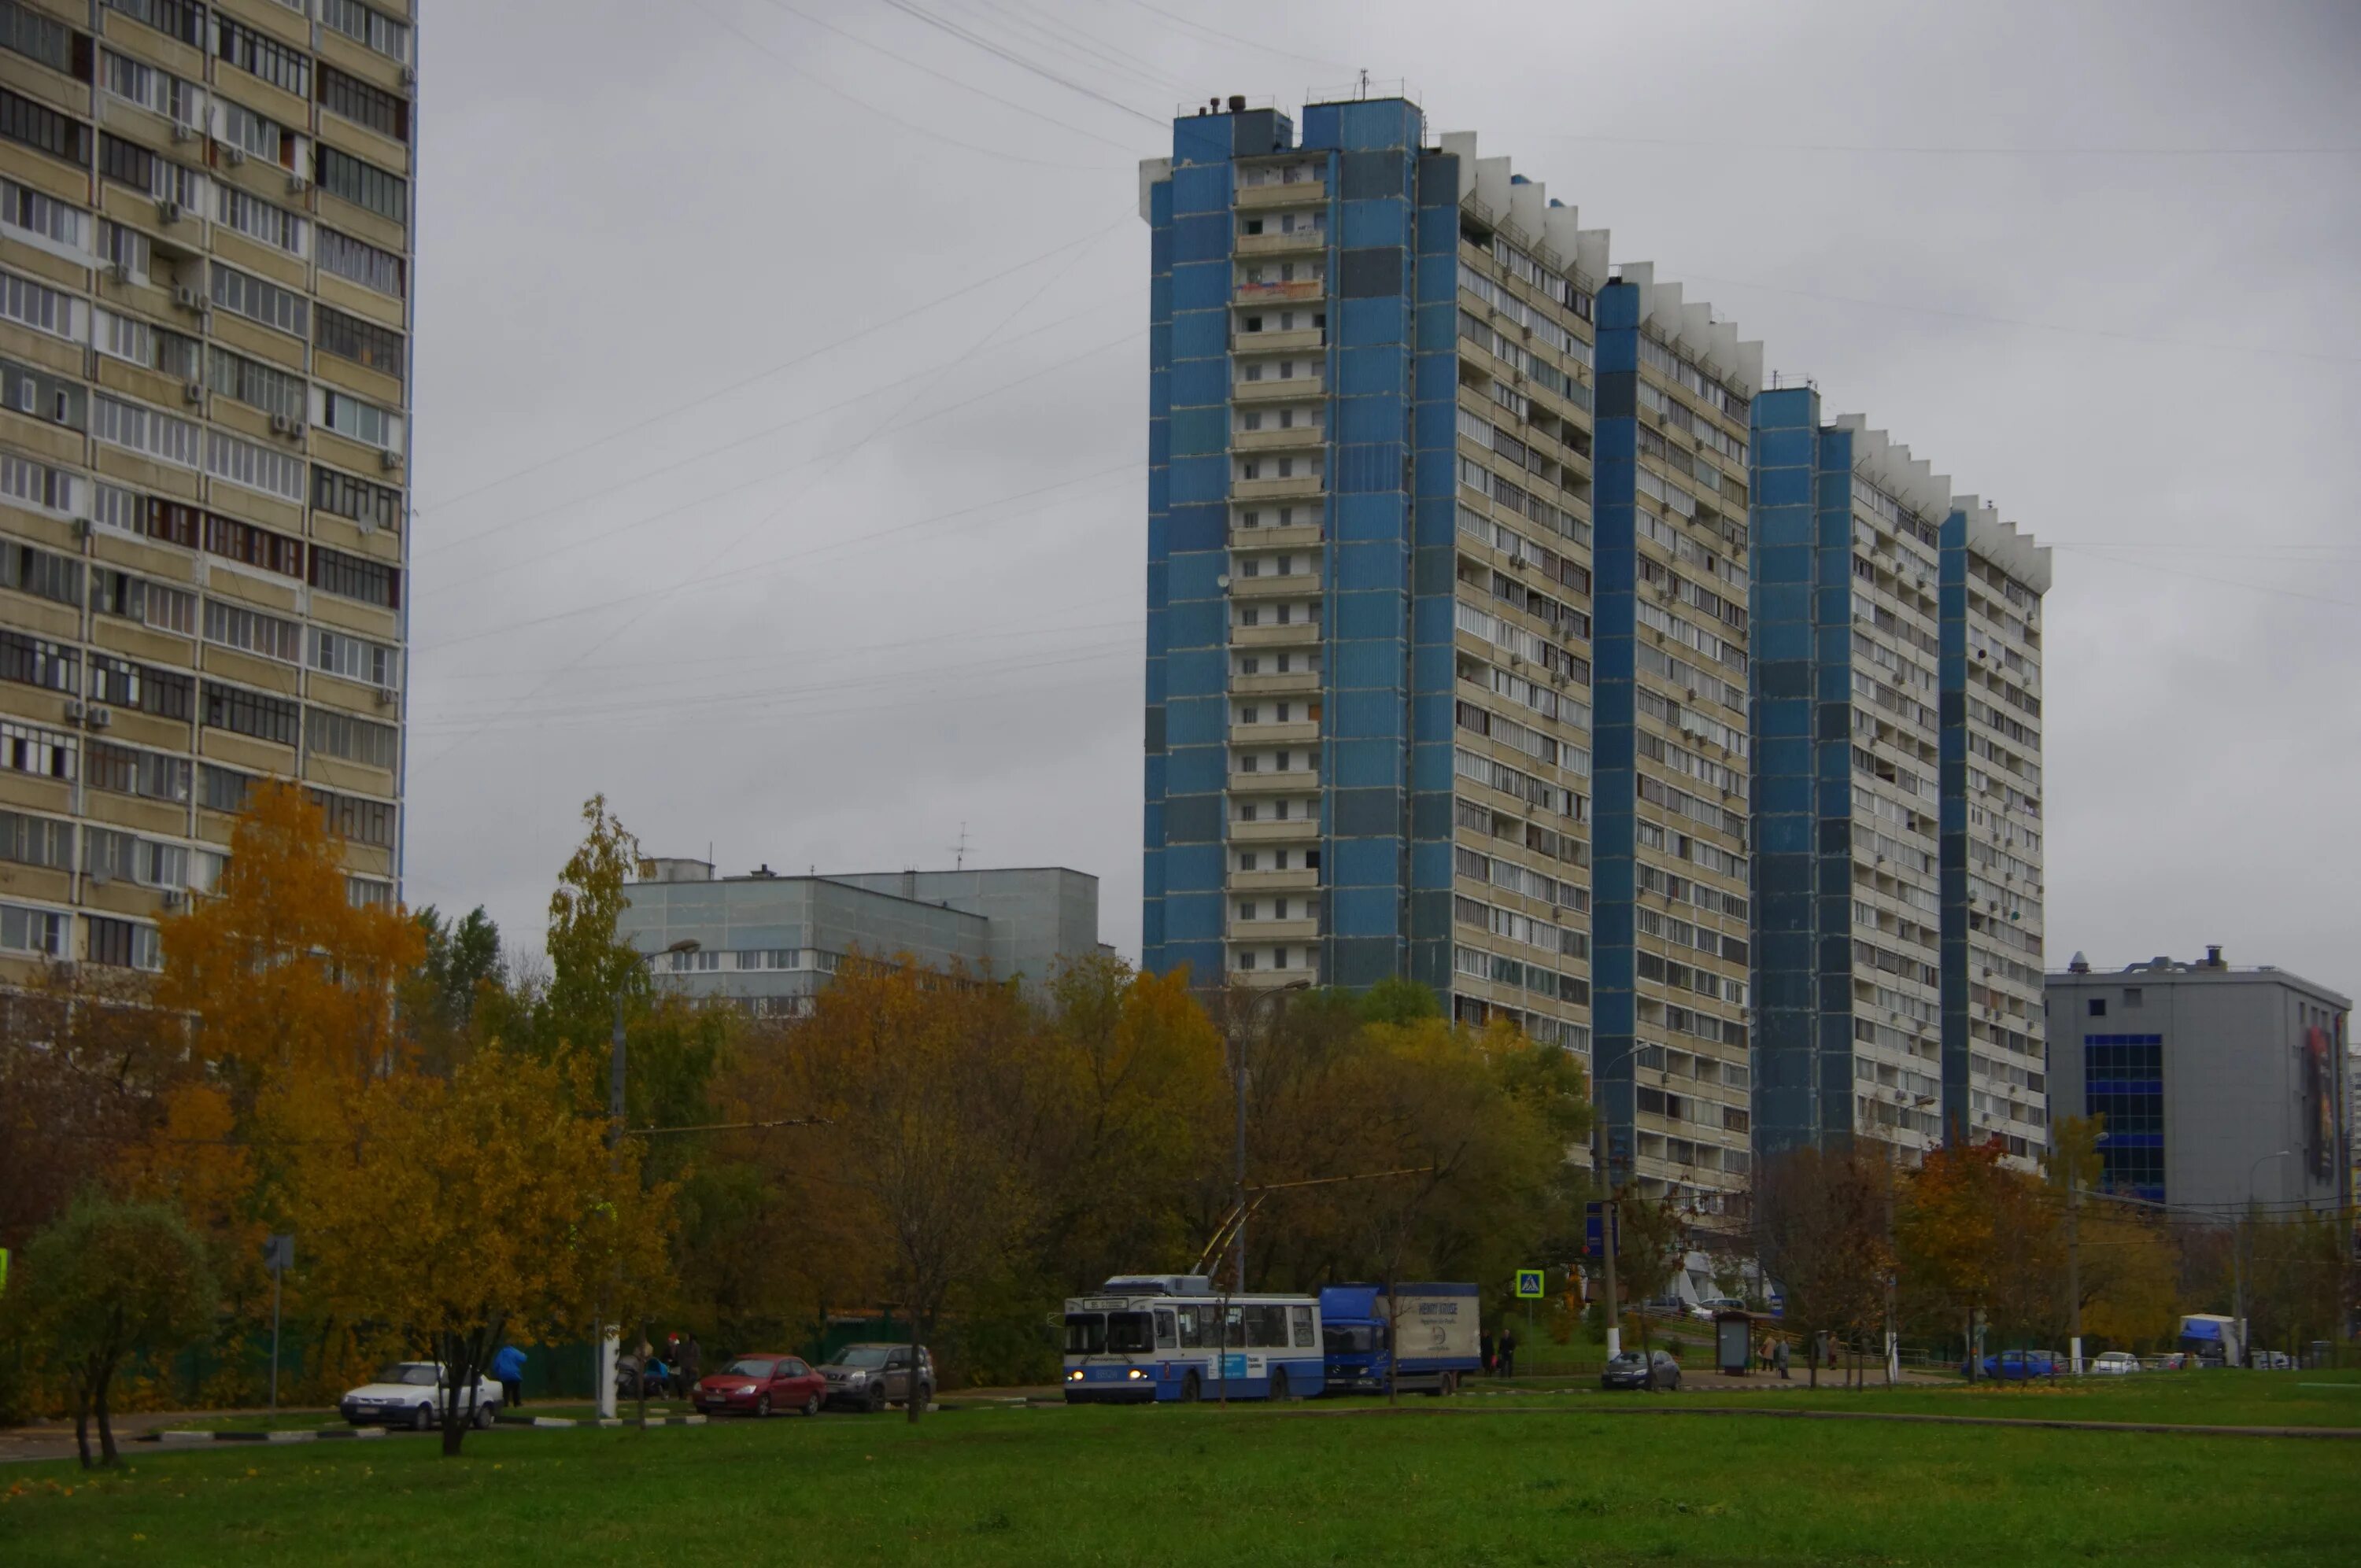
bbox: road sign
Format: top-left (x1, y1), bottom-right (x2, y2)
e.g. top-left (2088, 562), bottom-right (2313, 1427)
top-left (1583, 1200), bottom-right (1620, 1258)
top-left (1513, 1268), bottom-right (1544, 1299)
top-left (264, 1234), bottom-right (294, 1272)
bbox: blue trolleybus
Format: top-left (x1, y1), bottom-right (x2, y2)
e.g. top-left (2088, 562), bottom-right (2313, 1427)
top-left (1062, 1275), bottom-right (1326, 1404)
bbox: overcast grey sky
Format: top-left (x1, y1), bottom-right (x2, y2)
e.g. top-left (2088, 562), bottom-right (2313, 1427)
top-left (403, 0), bottom-right (2361, 996)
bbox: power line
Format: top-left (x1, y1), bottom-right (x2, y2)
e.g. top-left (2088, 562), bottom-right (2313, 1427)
top-left (1111, 0), bottom-right (1348, 74)
top-left (1523, 129), bottom-right (2361, 158)
top-left (876, 0), bottom-right (1167, 127)
top-left (2049, 544), bottom-right (2361, 613)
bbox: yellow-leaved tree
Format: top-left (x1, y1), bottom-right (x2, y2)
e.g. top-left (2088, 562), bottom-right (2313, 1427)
top-left (294, 1044), bottom-right (676, 1455)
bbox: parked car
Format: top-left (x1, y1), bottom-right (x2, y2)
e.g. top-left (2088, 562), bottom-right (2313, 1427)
top-left (693, 1354), bottom-right (825, 1418)
top-left (818, 1343), bottom-right (935, 1412)
top-left (340, 1363), bottom-right (502, 1430)
top-left (1966, 1349), bottom-right (2058, 1381)
top-left (1600, 1349), bottom-right (1683, 1392)
top-left (1690, 1296), bottom-right (1749, 1321)
top-left (2089, 1352), bottom-right (2140, 1375)
top-left (2252, 1350), bottom-right (2293, 1371)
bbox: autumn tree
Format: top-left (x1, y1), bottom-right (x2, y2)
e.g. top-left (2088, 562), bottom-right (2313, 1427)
top-left (1609, 1190), bottom-right (1690, 1353)
top-left (1754, 1145), bottom-right (1896, 1386)
top-left (540, 795), bottom-right (648, 1050)
top-left (1896, 1138), bottom-right (2061, 1378)
top-left (294, 1045), bottom-right (674, 1455)
top-left (8, 1197), bottom-right (216, 1467)
top-left (2045, 1115), bottom-right (2178, 1352)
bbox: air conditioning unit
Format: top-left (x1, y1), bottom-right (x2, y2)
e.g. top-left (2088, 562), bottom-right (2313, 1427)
top-left (157, 199), bottom-right (184, 224)
top-left (401, 65), bottom-right (417, 86)
top-left (172, 284), bottom-right (201, 312)
top-left (64, 699), bottom-right (85, 723)
top-left (90, 707), bottom-right (111, 729)
top-left (70, 517), bottom-right (91, 540)
top-left (168, 120), bottom-right (197, 143)
top-left (224, 146), bottom-right (246, 167)
top-left (161, 890), bottom-right (186, 911)
top-left (286, 174), bottom-right (311, 196)
top-left (374, 688), bottom-right (396, 708)
top-left (270, 412), bottom-right (294, 435)
top-left (90, 868), bottom-right (109, 887)
top-left (379, 449), bottom-right (404, 471)
top-left (106, 262), bottom-right (132, 285)
top-left (183, 382), bottom-right (204, 404)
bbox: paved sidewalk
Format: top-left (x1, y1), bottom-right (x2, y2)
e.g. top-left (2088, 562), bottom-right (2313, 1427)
top-left (0, 1408), bottom-right (335, 1465)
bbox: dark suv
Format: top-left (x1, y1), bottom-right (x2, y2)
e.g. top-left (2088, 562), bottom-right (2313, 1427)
top-left (818, 1343), bottom-right (935, 1412)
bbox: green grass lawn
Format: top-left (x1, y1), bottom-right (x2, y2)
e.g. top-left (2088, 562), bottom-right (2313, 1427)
top-left (6, 1380), bottom-right (2355, 1567)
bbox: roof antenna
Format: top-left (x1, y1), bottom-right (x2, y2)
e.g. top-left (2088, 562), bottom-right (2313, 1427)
top-left (952, 821), bottom-right (970, 872)
top-left (1357, 68), bottom-right (1369, 99)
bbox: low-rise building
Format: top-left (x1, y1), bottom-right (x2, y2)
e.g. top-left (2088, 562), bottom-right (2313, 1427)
top-left (617, 858), bottom-right (1100, 1014)
top-left (2046, 949), bottom-right (2350, 1213)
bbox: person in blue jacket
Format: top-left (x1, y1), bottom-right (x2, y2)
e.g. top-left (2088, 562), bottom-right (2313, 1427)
top-left (493, 1343), bottom-right (528, 1409)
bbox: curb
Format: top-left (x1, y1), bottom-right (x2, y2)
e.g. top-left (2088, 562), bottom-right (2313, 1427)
top-left (146, 1428), bottom-right (388, 1445)
top-left (1267, 1402), bottom-right (2361, 1440)
top-left (494, 1413), bottom-right (708, 1428)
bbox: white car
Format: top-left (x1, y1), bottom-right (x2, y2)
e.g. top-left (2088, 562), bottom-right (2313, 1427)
top-left (340, 1362), bottom-right (503, 1430)
top-left (1690, 1297), bottom-right (1749, 1320)
top-left (2089, 1351), bottom-right (2139, 1375)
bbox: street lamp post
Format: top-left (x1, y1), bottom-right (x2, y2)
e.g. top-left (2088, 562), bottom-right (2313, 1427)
top-left (2234, 1149), bottom-right (2292, 1369)
top-left (598, 937), bottom-right (700, 1422)
top-left (1230, 980), bottom-right (1309, 1295)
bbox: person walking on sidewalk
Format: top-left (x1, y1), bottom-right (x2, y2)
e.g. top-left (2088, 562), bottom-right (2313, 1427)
top-left (493, 1343), bottom-right (527, 1409)
top-left (1498, 1327), bottom-right (1518, 1379)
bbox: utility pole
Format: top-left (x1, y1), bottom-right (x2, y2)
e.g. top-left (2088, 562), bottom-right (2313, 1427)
top-left (1234, 1050), bottom-right (1250, 1296)
top-left (1601, 1195), bottom-right (1621, 1359)
top-left (2066, 1167), bottom-right (2082, 1375)
top-left (600, 986), bottom-right (625, 1422)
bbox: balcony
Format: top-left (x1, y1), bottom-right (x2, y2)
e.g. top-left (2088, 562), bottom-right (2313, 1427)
top-left (1232, 473), bottom-right (1324, 503)
top-left (1236, 228), bottom-right (1327, 257)
top-left (1231, 668), bottom-right (1321, 697)
top-left (1234, 278), bottom-right (1326, 304)
top-left (1229, 521), bottom-right (1322, 549)
top-left (1233, 375), bottom-right (1323, 402)
top-left (1229, 816), bottom-right (1318, 843)
top-left (1231, 718), bottom-right (1319, 747)
top-left (1229, 572), bottom-right (1314, 599)
top-left (1229, 768), bottom-right (1317, 794)
top-left (1229, 917), bottom-right (1322, 943)
top-left (1235, 183), bottom-right (1326, 210)
top-left (1230, 621), bottom-right (1321, 650)
top-left (1230, 866), bottom-right (1319, 895)
top-left (1232, 425), bottom-right (1325, 452)
top-left (1231, 961), bottom-right (1321, 988)
top-left (1236, 327), bottom-right (1324, 354)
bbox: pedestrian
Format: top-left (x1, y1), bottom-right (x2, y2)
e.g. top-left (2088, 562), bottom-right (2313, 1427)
top-left (676, 1330), bottom-right (702, 1398)
top-left (1498, 1327), bottom-right (1518, 1379)
top-left (1480, 1328), bottom-right (1495, 1376)
top-left (1774, 1338), bottom-right (1789, 1380)
top-left (493, 1342), bottom-right (527, 1409)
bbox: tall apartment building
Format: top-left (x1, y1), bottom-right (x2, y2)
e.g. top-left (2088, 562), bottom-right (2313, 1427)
top-left (1750, 391), bottom-right (2051, 1168)
top-left (1140, 95), bottom-right (1761, 1212)
top-left (0, 0), bottom-right (413, 983)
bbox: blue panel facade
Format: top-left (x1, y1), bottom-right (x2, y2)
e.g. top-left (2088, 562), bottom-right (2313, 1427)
top-left (1938, 507), bottom-right (1973, 1138)
top-left (1590, 280), bottom-right (1642, 1186)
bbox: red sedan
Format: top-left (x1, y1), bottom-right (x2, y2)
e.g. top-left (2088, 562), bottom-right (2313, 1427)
top-left (693, 1355), bottom-right (826, 1418)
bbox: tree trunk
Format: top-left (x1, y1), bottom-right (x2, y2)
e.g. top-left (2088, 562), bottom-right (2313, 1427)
top-left (94, 1357), bottom-right (119, 1467)
top-left (1963, 1311), bottom-right (1975, 1385)
top-left (72, 1375), bottom-right (93, 1470)
top-left (907, 1298), bottom-right (927, 1426)
top-left (1807, 1332), bottom-right (1818, 1389)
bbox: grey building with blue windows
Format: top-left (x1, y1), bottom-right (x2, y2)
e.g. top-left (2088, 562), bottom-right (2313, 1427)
top-left (1749, 392), bottom-right (2051, 1170)
top-left (1140, 98), bottom-right (1764, 1213)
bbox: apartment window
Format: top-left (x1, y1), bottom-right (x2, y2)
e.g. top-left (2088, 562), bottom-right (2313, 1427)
top-left (0, 453), bottom-right (82, 516)
top-left (319, 64), bottom-right (408, 142)
top-left (0, 810), bottom-right (71, 869)
top-left (1, 87), bottom-right (91, 165)
top-left (203, 597), bottom-right (303, 661)
top-left (0, 901), bottom-right (65, 956)
top-left (105, 0), bottom-right (204, 47)
top-left (318, 228), bottom-right (405, 298)
top-left (214, 17), bottom-right (311, 98)
top-left (216, 99), bottom-right (294, 167)
top-left (204, 345), bottom-right (306, 422)
top-left (1, 268), bottom-right (83, 340)
top-left (88, 654), bottom-right (193, 720)
top-left (201, 762), bottom-right (253, 814)
top-left (2087, 998), bottom-right (2106, 1017)
top-left (1, 720), bottom-right (72, 780)
top-left (312, 627), bottom-right (397, 688)
top-left (98, 220), bottom-right (151, 282)
top-left (128, 493), bottom-right (200, 548)
top-left (2, 540), bottom-right (84, 606)
top-left (203, 511), bottom-right (305, 577)
top-left (93, 395), bottom-right (200, 467)
top-left (0, 1), bottom-right (77, 75)
top-left (202, 681), bottom-right (301, 747)
top-left (210, 261), bottom-right (309, 336)
top-left (316, 146), bottom-right (405, 224)
top-left (347, 877), bottom-right (390, 909)
top-left (317, 389), bottom-right (401, 449)
top-left (312, 465), bottom-right (401, 533)
top-left (98, 133), bottom-right (157, 194)
top-left (1, 356), bottom-right (88, 428)
top-left (2, 176), bottom-right (87, 249)
top-left (91, 569), bottom-right (198, 636)
top-left (321, 0), bottom-right (409, 62)
top-left (305, 705), bottom-right (398, 768)
top-left (98, 309), bottom-right (203, 381)
top-left (309, 544), bottom-right (399, 608)
top-left (0, 629), bottom-right (76, 692)
top-left (316, 308), bottom-right (404, 378)
top-left (316, 788), bottom-right (395, 847)
top-left (205, 429), bottom-right (306, 502)
top-left (100, 50), bottom-right (204, 124)
top-left (86, 913), bottom-right (161, 971)
top-left (214, 184), bottom-right (307, 255)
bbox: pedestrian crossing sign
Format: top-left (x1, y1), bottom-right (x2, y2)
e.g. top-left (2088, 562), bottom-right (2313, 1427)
top-left (1514, 1268), bottom-right (1544, 1299)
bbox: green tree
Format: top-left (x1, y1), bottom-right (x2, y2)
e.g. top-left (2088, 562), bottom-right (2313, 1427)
top-left (9, 1197), bottom-right (216, 1467)
top-left (1609, 1190), bottom-right (1688, 1352)
top-left (415, 905), bottom-right (504, 1030)
top-left (541, 795), bottom-right (646, 1049)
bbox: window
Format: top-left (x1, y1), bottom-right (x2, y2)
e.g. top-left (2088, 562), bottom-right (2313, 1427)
top-left (100, 49), bottom-right (205, 124)
top-left (1, 175), bottom-right (87, 249)
top-left (98, 220), bottom-right (151, 281)
top-left (319, 64), bottom-right (408, 142)
top-left (91, 568), bottom-right (198, 636)
top-left (88, 655), bottom-right (193, 720)
top-left (317, 389), bottom-right (401, 449)
top-left (316, 146), bottom-right (405, 224)
top-left (312, 465), bottom-right (401, 532)
top-left (93, 395), bottom-right (201, 468)
top-left (202, 681), bottom-right (300, 747)
top-left (0, 810), bottom-right (71, 869)
top-left (105, 0), bottom-right (204, 48)
top-left (205, 345), bottom-right (306, 422)
top-left (321, 0), bottom-right (409, 62)
top-left (216, 99), bottom-right (294, 167)
top-left (316, 308), bottom-right (404, 378)
top-left (214, 183), bottom-right (306, 254)
top-left (201, 762), bottom-right (253, 814)
top-left (309, 544), bottom-right (400, 607)
top-left (86, 913), bottom-right (161, 971)
top-left (98, 308), bottom-right (203, 380)
top-left (2, 540), bottom-right (83, 605)
top-left (99, 134), bottom-right (204, 205)
top-left (0, 720), bottom-right (72, 780)
top-left (0, 1), bottom-right (76, 74)
top-left (0, 453), bottom-right (81, 516)
top-left (316, 788), bottom-right (395, 847)
top-left (319, 228), bottom-right (405, 297)
top-left (347, 876), bottom-right (390, 909)
top-left (2087, 998), bottom-right (2105, 1018)
top-left (214, 17), bottom-right (311, 98)
top-left (312, 627), bottom-right (397, 688)
top-left (1, 267), bottom-right (83, 340)
top-left (1, 87), bottom-right (91, 165)
top-left (1, 356), bottom-right (87, 428)
top-left (204, 597), bottom-right (303, 661)
top-left (0, 629), bottom-right (76, 692)
top-left (210, 261), bottom-right (309, 336)
top-left (0, 901), bottom-right (65, 956)
top-left (205, 429), bottom-right (306, 502)
top-left (305, 705), bottom-right (398, 768)
top-left (203, 512), bottom-right (305, 577)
